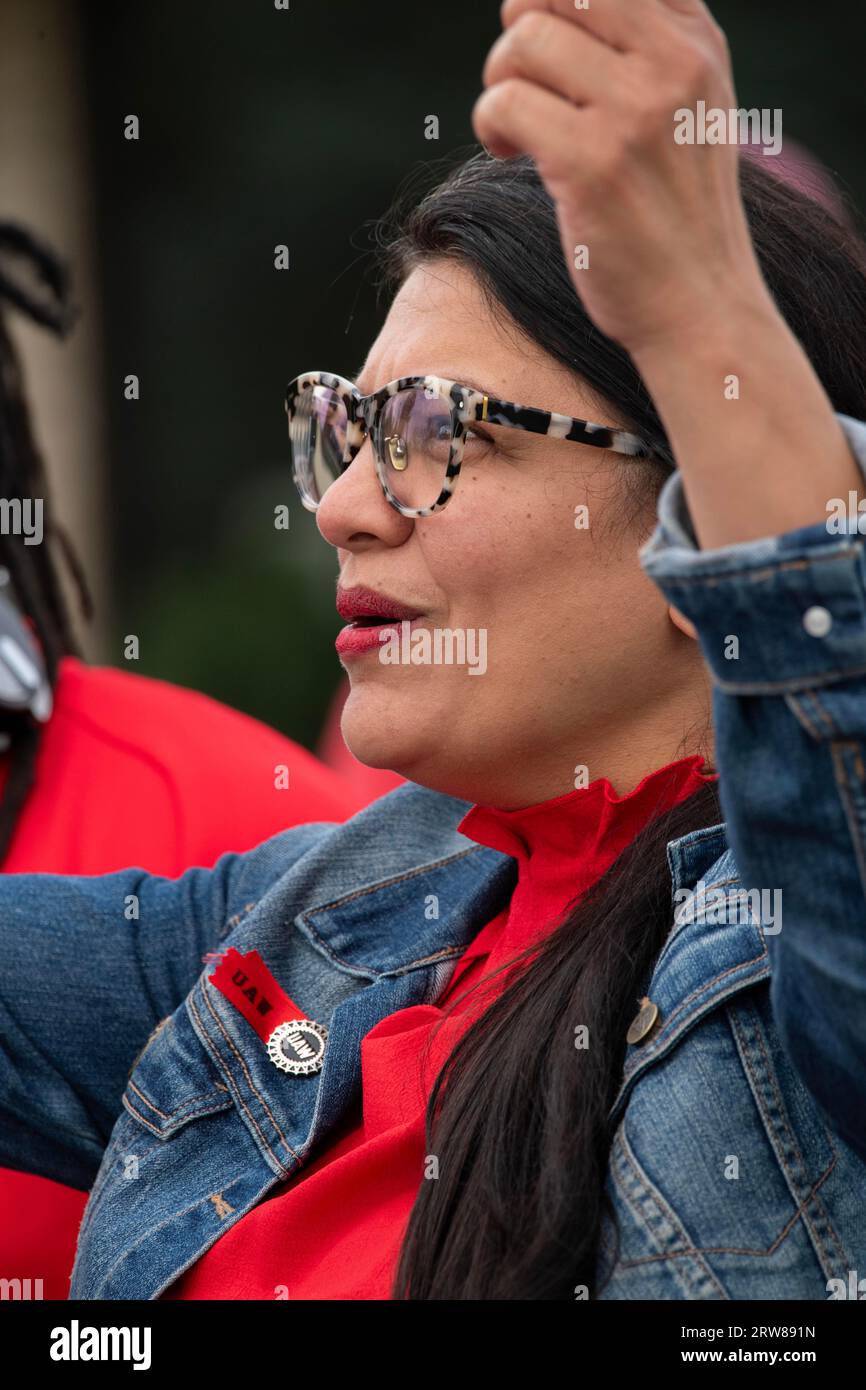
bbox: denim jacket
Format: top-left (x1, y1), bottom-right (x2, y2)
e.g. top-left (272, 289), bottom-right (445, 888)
top-left (4, 414), bottom-right (866, 1301)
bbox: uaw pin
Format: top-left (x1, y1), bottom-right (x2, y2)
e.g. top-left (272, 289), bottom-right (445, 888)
top-left (208, 947), bottom-right (328, 1076)
top-left (266, 1019), bottom-right (328, 1076)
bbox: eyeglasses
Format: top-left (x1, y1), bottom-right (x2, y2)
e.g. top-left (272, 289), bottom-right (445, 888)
top-left (285, 369), bottom-right (655, 519)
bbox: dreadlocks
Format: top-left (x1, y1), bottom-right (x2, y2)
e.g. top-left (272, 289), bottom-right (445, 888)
top-left (0, 221), bottom-right (93, 861)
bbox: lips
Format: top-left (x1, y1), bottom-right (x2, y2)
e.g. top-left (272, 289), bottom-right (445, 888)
top-left (336, 586), bottom-right (425, 624)
top-left (335, 585), bottom-right (426, 658)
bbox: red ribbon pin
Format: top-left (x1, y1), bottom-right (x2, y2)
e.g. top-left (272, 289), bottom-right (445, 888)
top-left (208, 947), bottom-right (328, 1076)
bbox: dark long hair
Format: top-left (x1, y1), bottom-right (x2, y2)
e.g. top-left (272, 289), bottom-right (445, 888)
top-left (363, 147), bottom-right (866, 1299)
top-left (0, 223), bottom-right (91, 861)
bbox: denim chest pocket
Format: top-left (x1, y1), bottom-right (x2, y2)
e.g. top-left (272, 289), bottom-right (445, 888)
top-left (121, 1006), bottom-right (234, 1140)
top-left (600, 986), bottom-right (846, 1295)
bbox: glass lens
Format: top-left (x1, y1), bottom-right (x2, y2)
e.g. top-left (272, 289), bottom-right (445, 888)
top-left (375, 387), bottom-right (453, 511)
top-left (289, 384), bottom-right (348, 507)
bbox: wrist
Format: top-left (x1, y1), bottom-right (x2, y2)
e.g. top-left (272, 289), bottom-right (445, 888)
top-left (627, 275), bottom-right (784, 379)
top-left (625, 275), bottom-right (860, 548)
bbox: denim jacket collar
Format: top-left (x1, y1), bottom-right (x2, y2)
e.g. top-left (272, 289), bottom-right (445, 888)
top-left (608, 822), bottom-right (769, 1122)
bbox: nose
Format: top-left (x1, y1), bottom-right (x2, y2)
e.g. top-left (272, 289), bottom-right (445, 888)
top-left (315, 437), bottom-right (413, 552)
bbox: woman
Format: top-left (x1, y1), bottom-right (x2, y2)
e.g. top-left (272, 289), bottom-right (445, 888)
top-left (4, 0), bottom-right (866, 1299)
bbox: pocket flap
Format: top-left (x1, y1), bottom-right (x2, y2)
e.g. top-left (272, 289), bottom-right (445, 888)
top-left (122, 1007), bottom-right (234, 1139)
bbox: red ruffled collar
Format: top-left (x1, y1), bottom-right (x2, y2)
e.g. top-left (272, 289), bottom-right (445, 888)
top-left (455, 754), bottom-right (716, 955)
top-left (457, 754), bottom-right (715, 861)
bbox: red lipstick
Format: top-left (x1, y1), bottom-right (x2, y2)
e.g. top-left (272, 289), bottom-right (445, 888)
top-left (335, 585), bottom-right (426, 659)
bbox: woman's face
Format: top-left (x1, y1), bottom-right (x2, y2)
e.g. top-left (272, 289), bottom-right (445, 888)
top-left (316, 258), bottom-right (703, 807)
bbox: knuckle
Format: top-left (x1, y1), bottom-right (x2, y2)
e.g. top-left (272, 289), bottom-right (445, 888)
top-left (487, 9), bottom-right (552, 79)
top-left (613, 101), bottom-right (656, 156)
top-left (708, 17), bottom-right (731, 55)
top-left (618, 58), bottom-right (680, 130)
top-left (496, 76), bottom-right (526, 109)
top-left (477, 77), bottom-right (521, 120)
top-left (510, 8), bottom-right (554, 49)
top-left (656, 33), bottom-right (713, 94)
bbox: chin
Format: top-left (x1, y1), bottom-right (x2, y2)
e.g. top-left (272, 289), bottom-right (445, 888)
top-left (340, 687), bottom-right (419, 773)
top-left (340, 674), bottom-right (473, 793)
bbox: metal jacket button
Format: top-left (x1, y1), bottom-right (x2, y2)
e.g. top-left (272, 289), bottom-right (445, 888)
top-left (626, 997), bottom-right (661, 1046)
top-left (803, 605), bottom-right (832, 636)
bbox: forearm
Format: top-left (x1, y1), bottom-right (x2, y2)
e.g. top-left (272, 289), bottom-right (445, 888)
top-left (631, 281), bottom-right (864, 550)
top-left (640, 412), bottom-right (866, 1158)
top-left (0, 845), bottom-right (271, 1187)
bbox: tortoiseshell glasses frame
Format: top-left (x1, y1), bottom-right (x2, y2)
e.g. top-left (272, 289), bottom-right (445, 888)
top-left (286, 369), bottom-right (656, 519)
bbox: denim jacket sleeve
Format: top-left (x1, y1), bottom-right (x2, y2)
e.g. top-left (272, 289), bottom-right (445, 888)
top-left (639, 411), bottom-right (866, 1163)
top-left (0, 822), bottom-right (328, 1190)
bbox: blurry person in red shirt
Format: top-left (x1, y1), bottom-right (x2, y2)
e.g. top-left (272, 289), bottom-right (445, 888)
top-left (0, 220), bottom-right (373, 1297)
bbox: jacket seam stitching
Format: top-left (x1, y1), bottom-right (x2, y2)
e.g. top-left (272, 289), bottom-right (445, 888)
top-left (298, 844), bottom-right (489, 916)
top-left (193, 986), bottom-right (297, 1175)
top-left (126, 1079), bottom-right (230, 1123)
top-left (618, 1153), bottom-right (840, 1265)
top-left (729, 1005), bottom-right (846, 1269)
top-left (829, 742), bottom-right (866, 901)
top-left (615, 1130), bottom-right (726, 1296)
top-left (296, 845), bottom-right (498, 975)
top-left (800, 690), bottom-right (837, 736)
top-left (122, 1089), bottom-right (232, 1136)
top-left (628, 952), bottom-right (768, 1066)
top-left (785, 693), bottom-right (825, 740)
top-left (659, 548), bottom-right (861, 587)
top-left (385, 945), bottom-right (470, 977)
top-left (710, 663), bottom-right (866, 697)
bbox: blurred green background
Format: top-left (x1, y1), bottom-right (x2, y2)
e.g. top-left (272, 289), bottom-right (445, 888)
top-left (4, 0), bottom-right (865, 750)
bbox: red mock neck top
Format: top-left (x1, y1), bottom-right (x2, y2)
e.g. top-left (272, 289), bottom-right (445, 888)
top-left (162, 753), bottom-right (715, 1300)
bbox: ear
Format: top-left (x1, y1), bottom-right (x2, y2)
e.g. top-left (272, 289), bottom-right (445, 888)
top-left (668, 604), bottom-right (698, 641)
